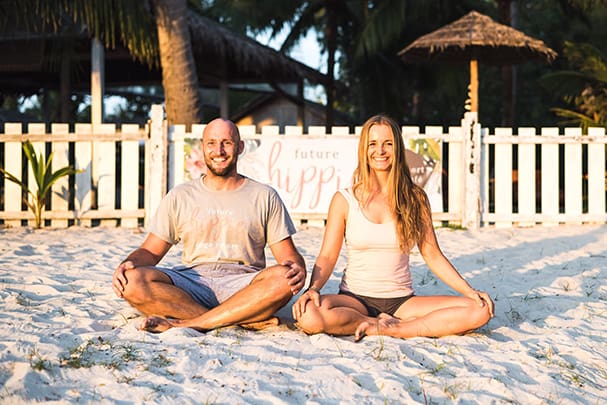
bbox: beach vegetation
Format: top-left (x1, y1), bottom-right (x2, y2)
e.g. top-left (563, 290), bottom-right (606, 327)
top-left (0, 141), bottom-right (80, 228)
top-left (149, 352), bottom-right (172, 369)
top-left (441, 223), bottom-right (467, 231)
top-left (6, 0), bottom-right (201, 126)
top-left (442, 383), bottom-right (459, 400)
top-left (370, 335), bottom-right (386, 361)
top-left (116, 375), bottom-right (136, 384)
top-left (15, 292), bottom-right (31, 307)
top-left (504, 302), bottom-right (523, 324)
top-left (431, 363), bottom-right (446, 375)
top-left (60, 336), bottom-right (140, 370)
top-left (332, 339), bottom-right (345, 357)
top-left (541, 41), bottom-right (607, 130)
top-left (28, 348), bottom-right (52, 372)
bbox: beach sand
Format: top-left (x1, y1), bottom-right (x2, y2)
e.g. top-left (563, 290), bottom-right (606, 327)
top-left (0, 224), bottom-right (605, 404)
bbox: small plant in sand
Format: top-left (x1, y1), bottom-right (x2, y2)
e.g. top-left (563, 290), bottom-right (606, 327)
top-left (370, 336), bottom-right (386, 361)
top-left (60, 336), bottom-right (139, 370)
top-left (15, 292), bottom-right (31, 307)
top-left (28, 348), bottom-right (52, 372)
top-left (0, 141), bottom-right (80, 228)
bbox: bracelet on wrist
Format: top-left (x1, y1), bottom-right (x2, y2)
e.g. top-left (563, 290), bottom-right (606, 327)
top-left (306, 286), bottom-right (321, 293)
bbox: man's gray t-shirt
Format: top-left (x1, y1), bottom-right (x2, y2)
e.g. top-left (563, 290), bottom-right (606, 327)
top-left (148, 176), bottom-right (296, 270)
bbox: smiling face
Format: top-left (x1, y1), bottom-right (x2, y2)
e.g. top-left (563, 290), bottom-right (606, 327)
top-left (202, 119), bottom-right (243, 177)
top-left (367, 123), bottom-right (394, 173)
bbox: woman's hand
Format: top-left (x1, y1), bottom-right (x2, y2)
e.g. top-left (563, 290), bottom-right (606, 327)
top-left (466, 289), bottom-right (494, 318)
top-left (292, 287), bottom-right (321, 320)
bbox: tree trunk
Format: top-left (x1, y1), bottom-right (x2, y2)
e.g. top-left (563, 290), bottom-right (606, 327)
top-left (152, 0), bottom-right (202, 127)
top-left (325, 0), bottom-right (337, 131)
top-left (498, 0), bottom-right (517, 127)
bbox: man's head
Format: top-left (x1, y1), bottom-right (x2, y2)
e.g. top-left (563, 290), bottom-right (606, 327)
top-left (201, 118), bottom-right (244, 177)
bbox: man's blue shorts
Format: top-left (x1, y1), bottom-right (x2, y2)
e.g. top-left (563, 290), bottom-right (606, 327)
top-left (156, 263), bottom-right (260, 309)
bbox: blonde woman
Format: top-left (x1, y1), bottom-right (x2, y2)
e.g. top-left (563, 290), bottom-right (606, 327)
top-left (292, 114), bottom-right (493, 340)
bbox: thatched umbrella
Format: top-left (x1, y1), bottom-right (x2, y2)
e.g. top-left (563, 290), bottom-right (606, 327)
top-left (398, 10), bottom-right (557, 113)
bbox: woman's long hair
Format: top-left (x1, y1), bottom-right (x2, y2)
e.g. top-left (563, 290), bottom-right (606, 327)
top-left (351, 114), bottom-right (429, 251)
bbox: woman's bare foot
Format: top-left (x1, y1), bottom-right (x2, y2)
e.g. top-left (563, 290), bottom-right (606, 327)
top-left (354, 313), bottom-right (400, 341)
top-left (139, 316), bottom-right (176, 333)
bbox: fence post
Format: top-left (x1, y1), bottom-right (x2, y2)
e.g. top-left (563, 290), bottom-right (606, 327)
top-left (145, 104), bottom-right (167, 226)
top-left (4, 123), bottom-right (23, 227)
top-left (168, 124), bottom-right (186, 190)
top-left (462, 112), bottom-right (481, 230)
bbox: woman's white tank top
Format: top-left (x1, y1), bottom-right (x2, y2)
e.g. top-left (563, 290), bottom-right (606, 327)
top-left (338, 188), bottom-right (414, 298)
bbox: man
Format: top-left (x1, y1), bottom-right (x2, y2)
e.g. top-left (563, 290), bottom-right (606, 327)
top-left (112, 118), bottom-right (306, 333)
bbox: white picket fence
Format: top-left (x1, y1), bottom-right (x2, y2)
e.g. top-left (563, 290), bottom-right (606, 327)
top-left (0, 121), bottom-right (148, 228)
top-left (481, 126), bottom-right (607, 227)
top-left (1, 106), bottom-right (606, 228)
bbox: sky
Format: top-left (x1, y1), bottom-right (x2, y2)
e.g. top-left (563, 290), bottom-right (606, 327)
top-left (258, 28), bottom-right (326, 73)
top-left (98, 27), bottom-right (328, 115)
top-left (255, 27), bottom-right (329, 104)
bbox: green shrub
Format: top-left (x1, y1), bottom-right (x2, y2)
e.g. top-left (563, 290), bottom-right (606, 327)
top-left (0, 141), bottom-right (80, 228)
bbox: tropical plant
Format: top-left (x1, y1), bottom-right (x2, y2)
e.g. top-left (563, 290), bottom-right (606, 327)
top-left (541, 41), bottom-right (607, 130)
top-left (0, 141), bottom-right (80, 228)
top-left (3, 0), bottom-right (201, 126)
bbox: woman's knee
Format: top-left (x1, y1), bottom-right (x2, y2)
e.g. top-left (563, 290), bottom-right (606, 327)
top-left (296, 304), bottom-right (327, 335)
top-left (469, 299), bottom-right (492, 328)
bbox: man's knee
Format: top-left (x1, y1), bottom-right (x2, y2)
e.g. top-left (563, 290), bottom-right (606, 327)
top-left (121, 267), bottom-right (169, 304)
top-left (253, 264), bottom-right (294, 300)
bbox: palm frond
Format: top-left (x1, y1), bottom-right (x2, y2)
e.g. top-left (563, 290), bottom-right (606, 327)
top-left (551, 107), bottom-right (606, 130)
top-left (540, 71), bottom-right (596, 98)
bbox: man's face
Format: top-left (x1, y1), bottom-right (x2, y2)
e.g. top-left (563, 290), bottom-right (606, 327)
top-left (202, 120), bottom-right (242, 177)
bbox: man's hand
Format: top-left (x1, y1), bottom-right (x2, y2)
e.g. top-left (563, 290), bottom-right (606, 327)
top-left (282, 260), bottom-right (306, 295)
top-left (112, 260), bottom-right (134, 298)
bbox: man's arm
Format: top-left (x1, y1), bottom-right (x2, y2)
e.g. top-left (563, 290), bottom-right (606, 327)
top-left (269, 237), bottom-right (307, 295)
top-left (112, 233), bottom-right (172, 298)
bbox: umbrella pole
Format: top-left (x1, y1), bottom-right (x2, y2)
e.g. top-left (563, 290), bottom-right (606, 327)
top-left (470, 58), bottom-right (479, 113)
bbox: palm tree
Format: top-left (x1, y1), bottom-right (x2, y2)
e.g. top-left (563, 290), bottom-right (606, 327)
top-left (275, 0), bottom-right (414, 128)
top-left (152, 0), bottom-right (202, 125)
top-left (541, 41), bottom-right (607, 130)
top-left (3, 0), bottom-right (202, 126)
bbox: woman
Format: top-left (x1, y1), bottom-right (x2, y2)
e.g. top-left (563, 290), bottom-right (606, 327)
top-left (292, 114), bottom-right (494, 340)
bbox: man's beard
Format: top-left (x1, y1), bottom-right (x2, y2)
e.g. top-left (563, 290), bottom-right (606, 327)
top-left (205, 157), bottom-right (237, 176)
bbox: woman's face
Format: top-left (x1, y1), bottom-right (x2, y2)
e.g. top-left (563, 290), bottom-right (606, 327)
top-left (367, 124), bottom-right (394, 172)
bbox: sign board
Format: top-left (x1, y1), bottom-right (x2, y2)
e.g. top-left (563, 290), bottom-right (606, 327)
top-left (184, 136), bottom-right (442, 215)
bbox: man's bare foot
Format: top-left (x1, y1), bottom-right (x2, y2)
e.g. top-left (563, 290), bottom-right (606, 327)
top-left (239, 316), bottom-right (280, 331)
top-left (354, 313), bottom-right (399, 341)
top-left (139, 316), bottom-right (175, 333)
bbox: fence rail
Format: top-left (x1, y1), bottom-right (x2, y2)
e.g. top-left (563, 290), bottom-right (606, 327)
top-left (1, 106), bottom-right (606, 229)
top-left (0, 122), bottom-right (148, 228)
top-left (481, 126), bottom-right (606, 227)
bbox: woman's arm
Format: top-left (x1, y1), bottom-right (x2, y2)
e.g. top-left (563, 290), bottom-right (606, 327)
top-left (292, 192), bottom-right (347, 318)
top-left (417, 196), bottom-right (494, 315)
top-left (308, 192), bottom-right (347, 290)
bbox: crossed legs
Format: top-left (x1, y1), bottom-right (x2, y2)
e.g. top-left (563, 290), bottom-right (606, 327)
top-left (354, 295), bottom-right (492, 340)
top-left (120, 265), bottom-right (294, 332)
top-left (295, 294), bottom-right (376, 336)
top-left (297, 294), bottom-right (491, 340)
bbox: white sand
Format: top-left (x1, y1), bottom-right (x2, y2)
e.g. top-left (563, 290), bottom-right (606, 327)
top-left (0, 224), bottom-right (605, 404)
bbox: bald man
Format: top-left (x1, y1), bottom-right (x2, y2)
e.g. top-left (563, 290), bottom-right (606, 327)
top-left (112, 118), bottom-right (306, 333)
